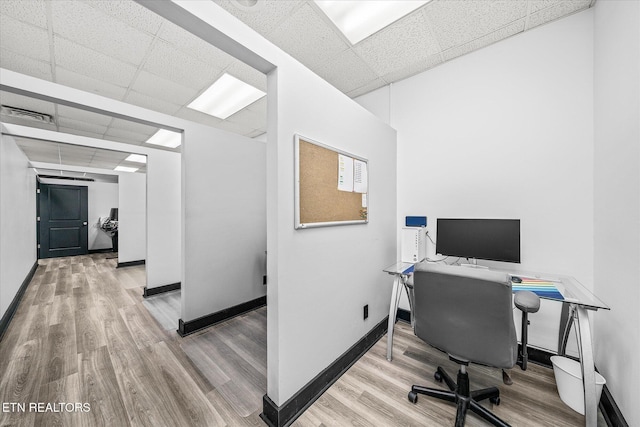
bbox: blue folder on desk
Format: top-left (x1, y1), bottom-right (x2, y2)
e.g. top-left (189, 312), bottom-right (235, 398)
top-left (512, 278), bottom-right (564, 300)
top-left (402, 265), bottom-right (415, 275)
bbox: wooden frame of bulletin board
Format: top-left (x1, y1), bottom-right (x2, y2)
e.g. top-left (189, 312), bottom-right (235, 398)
top-left (294, 134), bottom-right (368, 229)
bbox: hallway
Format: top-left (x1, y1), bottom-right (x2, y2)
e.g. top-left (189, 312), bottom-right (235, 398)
top-left (0, 254), bottom-right (265, 426)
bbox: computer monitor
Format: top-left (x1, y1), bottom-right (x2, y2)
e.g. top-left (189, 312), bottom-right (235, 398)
top-left (436, 218), bottom-right (521, 263)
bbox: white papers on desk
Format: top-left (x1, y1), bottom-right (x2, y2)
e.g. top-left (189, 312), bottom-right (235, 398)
top-left (337, 154), bottom-right (354, 192)
top-left (353, 159), bottom-right (368, 193)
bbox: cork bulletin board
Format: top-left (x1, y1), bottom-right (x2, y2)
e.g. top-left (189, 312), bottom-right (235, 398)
top-left (294, 134), bottom-right (368, 229)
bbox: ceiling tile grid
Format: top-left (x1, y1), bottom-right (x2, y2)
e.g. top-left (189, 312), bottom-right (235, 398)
top-left (56, 116), bottom-right (108, 136)
top-left (54, 67), bottom-right (128, 100)
top-left (353, 9), bottom-right (441, 78)
top-left (141, 39), bottom-right (223, 92)
top-left (0, 14), bottom-right (51, 62)
top-left (156, 20), bottom-right (236, 71)
top-left (124, 89), bottom-right (182, 116)
top-left (131, 70), bottom-right (199, 106)
top-left (53, 36), bottom-right (138, 88)
top-left (0, 48), bottom-right (53, 81)
top-left (314, 48), bottom-right (380, 94)
top-left (51, 0), bottom-right (154, 67)
top-left (425, 0), bottom-right (529, 51)
top-left (268, 3), bottom-right (351, 72)
top-left (57, 104), bottom-right (114, 127)
top-left (527, 0), bottom-right (592, 30)
top-left (214, 0), bottom-right (304, 37)
top-left (82, 0), bottom-right (163, 36)
top-left (442, 18), bottom-right (527, 62)
top-left (0, 90), bottom-right (56, 115)
top-left (0, 0), bottom-right (47, 28)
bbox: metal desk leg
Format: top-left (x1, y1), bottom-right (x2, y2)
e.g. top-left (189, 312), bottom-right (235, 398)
top-left (387, 275), bottom-right (402, 361)
top-left (575, 305), bottom-right (597, 427)
top-left (559, 304), bottom-right (576, 356)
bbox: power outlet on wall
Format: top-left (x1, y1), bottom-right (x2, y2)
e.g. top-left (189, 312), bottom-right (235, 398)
top-left (363, 304), bottom-right (369, 320)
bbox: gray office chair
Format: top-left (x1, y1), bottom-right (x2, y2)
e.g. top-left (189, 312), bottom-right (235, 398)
top-left (408, 263), bottom-right (518, 427)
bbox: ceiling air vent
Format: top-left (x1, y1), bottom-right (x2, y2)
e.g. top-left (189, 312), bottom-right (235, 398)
top-left (0, 105), bottom-right (55, 124)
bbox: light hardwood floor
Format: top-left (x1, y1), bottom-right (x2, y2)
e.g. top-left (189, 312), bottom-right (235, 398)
top-left (0, 254), bottom-right (265, 427)
top-left (1, 254), bottom-right (602, 426)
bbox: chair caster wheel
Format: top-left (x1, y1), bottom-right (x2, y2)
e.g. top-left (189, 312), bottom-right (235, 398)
top-left (434, 371), bottom-right (443, 382)
top-left (408, 391), bottom-right (418, 404)
top-left (490, 396), bottom-right (500, 405)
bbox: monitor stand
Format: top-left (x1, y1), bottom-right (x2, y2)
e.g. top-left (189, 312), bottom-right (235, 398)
top-left (460, 259), bottom-right (489, 269)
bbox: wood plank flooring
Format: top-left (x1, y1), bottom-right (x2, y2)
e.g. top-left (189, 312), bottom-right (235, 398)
top-left (0, 254), bottom-right (265, 427)
top-left (293, 320), bottom-right (602, 427)
top-left (1, 254), bottom-right (605, 427)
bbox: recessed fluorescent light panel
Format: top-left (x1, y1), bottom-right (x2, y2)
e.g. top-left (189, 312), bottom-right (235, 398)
top-left (188, 73), bottom-right (266, 119)
top-left (145, 129), bottom-right (181, 148)
top-left (315, 0), bottom-right (430, 45)
top-left (125, 154), bottom-right (147, 164)
top-left (114, 166), bottom-right (138, 173)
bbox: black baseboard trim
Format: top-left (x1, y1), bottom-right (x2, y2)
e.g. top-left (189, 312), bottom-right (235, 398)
top-left (260, 316), bottom-right (388, 427)
top-left (177, 295), bottom-right (266, 337)
top-left (143, 282), bottom-right (181, 298)
top-left (0, 261), bottom-right (38, 341)
top-left (599, 384), bottom-right (628, 427)
top-left (117, 260), bottom-right (145, 268)
top-left (396, 308), bottom-right (411, 323)
top-left (88, 248), bottom-right (115, 254)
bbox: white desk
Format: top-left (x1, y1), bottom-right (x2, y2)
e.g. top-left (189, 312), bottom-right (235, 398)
top-left (383, 262), bottom-right (610, 427)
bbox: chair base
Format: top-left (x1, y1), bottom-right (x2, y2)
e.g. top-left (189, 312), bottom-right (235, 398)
top-left (408, 366), bottom-right (511, 427)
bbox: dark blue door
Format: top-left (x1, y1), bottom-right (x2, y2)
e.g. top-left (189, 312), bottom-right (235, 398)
top-left (39, 183), bottom-right (89, 258)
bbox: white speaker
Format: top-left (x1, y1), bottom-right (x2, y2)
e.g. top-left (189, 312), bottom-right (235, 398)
top-left (401, 227), bottom-right (426, 263)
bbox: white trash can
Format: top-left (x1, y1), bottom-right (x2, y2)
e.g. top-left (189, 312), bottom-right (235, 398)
top-left (550, 355), bottom-right (606, 415)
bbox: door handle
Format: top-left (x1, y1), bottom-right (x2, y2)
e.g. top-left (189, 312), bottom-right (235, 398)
top-left (83, 222), bottom-right (88, 226)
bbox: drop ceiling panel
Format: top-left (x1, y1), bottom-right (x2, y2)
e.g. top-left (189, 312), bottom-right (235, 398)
top-left (354, 9), bottom-right (440, 78)
top-left (0, 15), bottom-right (51, 62)
top-left (268, 3), bottom-right (350, 71)
top-left (224, 61), bottom-right (267, 92)
top-left (527, 0), bottom-right (591, 30)
top-left (226, 106), bottom-right (267, 131)
top-left (57, 116), bottom-right (108, 135)
top-left (131, 70), bottom-right (199, 106)
top-left (124, 90), bottom-right (182, 116)
top-left (142, 40), bottom-right (221, 91)
top-left (0, 48), bottom-right (53, 81)
top-left (0, 0), bottom-right (47, 28)
top-left (174, 107), bottom-right (224, 129)
top-left (103, 126), bottom-right (151, 144)
top-left (346, 78), bottom-right (388, 98)
top-left (156, 20), bottom-right (236, 70)
top-left (54, 36), bottom-right (138, 87)
top-left (443, 19), bottom-right (526, 62)
top-left (380, 54), bottom-right (442, 87)
top-left (315, 49), bottom-right (379, 94)
top-left (55, 67), bottom-right (128, 100)
top-left (58, 126), bottom-right (107, 140)
top-left (83, 0), bottom-right (163, 36)
top-left (51, 1), bottom-right (154, 66)
top-left (57, 104), bottom-right (113, 126)
top-left (213, 0), bottom-right (303, 37)
top-left (214, 118), bottom-right (257, 136)
top-left (425, 1), bottom-right (529, 51)
top-left (108, 118), bottom-right (157, 138)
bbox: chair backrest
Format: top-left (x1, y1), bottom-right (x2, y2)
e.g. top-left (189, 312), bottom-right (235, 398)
top-left (413, 262), bottom-right (518, 369)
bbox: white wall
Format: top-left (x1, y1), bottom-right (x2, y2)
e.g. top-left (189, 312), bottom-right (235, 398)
top-left (181, 124), bottom-right (266, 321)
top-left (117, 172), bottom-right (146, 263)
top-left (358, 11), bottom-right (595, 354)
top-left (145, 149), bottom-right (180, 289)
top-left (593, 1), bottom-right (640, 425)
top-left (146, 1), bottom-right (398, 407)
top-left (38, 177), bottom-right (118, 251)
top-left (0, 132), bottom-right (37, 319)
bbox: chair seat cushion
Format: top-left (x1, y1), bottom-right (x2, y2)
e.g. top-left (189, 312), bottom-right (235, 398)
top-left (514, 290), bottom-right (540, 313)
